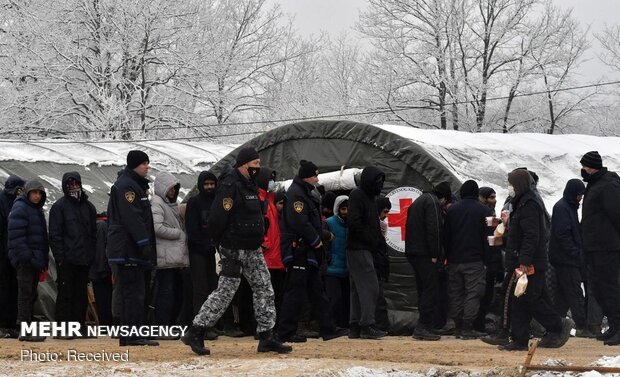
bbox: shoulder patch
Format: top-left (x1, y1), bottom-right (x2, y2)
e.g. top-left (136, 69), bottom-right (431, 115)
top-left (293, 201), bottom-right (304, 213)
top-left (223, 198), bottom-right (233, 211)
top-left (125, 191), bottom-right (136, 203)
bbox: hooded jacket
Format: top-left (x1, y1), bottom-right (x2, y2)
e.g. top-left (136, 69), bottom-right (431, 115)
top-left (49, 172), bottom-right (97, 266)
top-left (326, 195), bottom-right (349, 277)
top-left (185, 171), bottom-right (217, 256)
top-left (8, 180), bottom-right (49, 270)
top-left (581, 168), bottom-right (620, 252)
top-left (405, 191), bottom-right (444, 258)
top-left (0, 175), bottom-right (25, 258)
top-left (256, 168), bottom-right (284, 270)
top-left (151, 172), bottom-right (189, 269)
top-left (347, 166), bottom-right (385, 252)
top-left (549, 179), bottom-right (585, 267)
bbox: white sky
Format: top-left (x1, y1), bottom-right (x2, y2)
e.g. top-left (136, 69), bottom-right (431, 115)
top-left (269, 0), bottom-right (620, 84)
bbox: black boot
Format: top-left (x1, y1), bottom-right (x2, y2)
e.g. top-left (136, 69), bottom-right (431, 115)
top-left (257, 330), bottom-right (292, 353)
top-left (181, 325), bottom-right (210, 355)
top-left (481, 329), bottom-right (510, 346)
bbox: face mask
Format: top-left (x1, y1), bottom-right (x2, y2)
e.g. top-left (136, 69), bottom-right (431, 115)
top-left (247, 167), bottom-right (260, 179)
top-left (508, 185), bottom-right (515, 198)
top-left (267, 181), bottom-right (276, 192)
top-left (581, 169), bottom-right (590, 180)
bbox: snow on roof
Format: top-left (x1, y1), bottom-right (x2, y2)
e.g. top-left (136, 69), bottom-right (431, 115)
top-left (376, 124), bottom-right (620, 212)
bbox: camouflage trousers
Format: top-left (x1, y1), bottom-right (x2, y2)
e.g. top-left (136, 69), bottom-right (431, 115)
top-left (192, 247), bottom-right (276, 333)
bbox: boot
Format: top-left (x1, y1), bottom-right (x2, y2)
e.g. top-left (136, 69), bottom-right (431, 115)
top-left (223, 323), bottom-right (245, 338)
top-left (360, 325), bottom-right (387, 340)
top-left (433, 319), bottom-right (456, 336)
top-left (412, 325), bottom-right (440, 341)
top-left (459, 324), bottom-right (486, 340)
top-left (481, 329), bottom-right (510, 346)
top-left (257, 330), bottom-right (292, 354)
top-left (181, 325), bottom-right (210, 355)
top-left (349, 322), bottom-right (360, 339)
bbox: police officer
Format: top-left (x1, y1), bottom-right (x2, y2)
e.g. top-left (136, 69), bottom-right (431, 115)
top-left (278, 160), bottom-right (347, 342)
top-left (182, 147), bottom-right (291, 355)
top-left (106, 150), bottom-right (158, 346)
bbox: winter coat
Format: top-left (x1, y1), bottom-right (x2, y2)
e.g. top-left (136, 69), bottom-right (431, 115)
top-left (0, 175), bottom-right (25, 259)
top-left (106, 168), bottom-right (156, 266)
top-left (259, 188), bottom-right (284, 270)
top-left (151, 172), bottom-right (189, 269)
top-left (505, 189), bottom-right (549, 271)
top-left (405, 192), bottom-right (444, 258)
top-left (89, 217), bottom-right (111, 281)
top-left (326, 195), bottom-right (348, 278)
top-left (347, 166), bottom-right (385, 252)
top-left (444, 196), bottom-right (492, 264)
top-left (8, 181), bottom-right (49, 270)
top-left (208, 168), bottom-right (264, 250)
top-left (185, 171), bottom-right (217, 256)
top-left (549, 180), bottom-right (584, 268)
top-left (49, 172), bottom-right (97, 266)
top-left (280, 175), bottom-right (324, 267)
top-left (581, 168), bottom-right (620, 252)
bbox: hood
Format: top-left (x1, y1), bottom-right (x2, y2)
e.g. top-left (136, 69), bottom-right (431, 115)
top-left (61, 171), bottom-right (82, 195)
top-left (333, 195), bottom-right (349, 216)
top-left (154, 172), bottom-right (180, 202)
top-left (197, 171), bottom-right (217, 195)
top-left (508, 169), bottom-right (533, 200)
top-left (23, 179), bottom-right (46, 208)
top-left (563, 178), bottom-right (585, 205)
top-left (4, 175), bottom-right (25, 195)
top-left (254, 167), bottom-right (275, 191)
top-left (359, 166), bottom-right (385, 196)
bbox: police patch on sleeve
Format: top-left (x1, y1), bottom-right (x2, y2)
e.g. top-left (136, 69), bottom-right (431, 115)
top-left (293, 201), bottom-right (304, 213)
top-left (223, 198), bottom-right (233, 211)
top-left (125, 191), bottom-right (136, 203)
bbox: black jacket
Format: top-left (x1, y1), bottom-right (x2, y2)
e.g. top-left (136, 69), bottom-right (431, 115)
top-left (581, 168), bottom-right (620, 252)
top-left (185, 171), bottom-right (217, 256)
top-left (549, 183), bottom-right (583, 267)
top-left (106, 168), bottom-right (156, 266)
top-left (280, 175), bottom-right (323, 267)
top-left (444, 197), bottom-right (492, 264)
top-left (49, 172), bottom-right (97, 266)
top-left (8, 190), bottom-right (49, 270)
top-left (505, 189), bottom-right (549, 271)
top-left (0, 175), bottom-right (24, 259)
top-left (207, 168), bottom-right (264, 250)
top-left (405, 192), bottom-right (443, 258)
top-left (347, 166), bottom-right (385, 252)
top-left (89, 217), bottom-right (111, 281)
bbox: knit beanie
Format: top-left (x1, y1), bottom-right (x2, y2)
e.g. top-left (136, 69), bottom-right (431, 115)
top-left (478, 187), bottom-right (496, 199)
top-left (298, 160), bottom-right (319, 179)
top-left (127, 150), bottom-right (149, 170)
top-left (580, 151), bottom-right (603, 170)
top-left (460, 180), bottom-right (479, 198)
top-left (235, 147), bottom-right (260, 167)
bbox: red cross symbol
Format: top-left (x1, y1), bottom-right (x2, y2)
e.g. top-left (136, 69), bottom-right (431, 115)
top-left (387, 198), bottom-right (413, 241)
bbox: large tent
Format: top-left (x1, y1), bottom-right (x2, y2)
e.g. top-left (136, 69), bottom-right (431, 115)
top-left (210, 120), bottom-right (620, 332)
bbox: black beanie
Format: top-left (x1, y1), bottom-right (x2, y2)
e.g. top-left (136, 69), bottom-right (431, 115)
top-left (127, 150), bottom-right (149, 170)
top-left (460, 180), bottom-right (479, 198)
top-left (580, 151), bottom-right (603, 170)
top-left (298, 160), bottom-right (319, 179)
top-left (433, 181), bottom-right (452, 200)
top-left (235, 147), bottom-right (260, 167)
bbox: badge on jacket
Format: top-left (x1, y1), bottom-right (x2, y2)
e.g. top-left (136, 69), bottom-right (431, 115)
top-left (293, 201), bottom-right (304, 213)
top-left (223, 198), bottom-right (233, 211)
top-left (125, 191), bottom-right (136, 203)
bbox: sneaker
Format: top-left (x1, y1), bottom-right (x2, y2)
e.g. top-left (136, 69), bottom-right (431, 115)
top-left (459, 327), bottom-right (486, 340)
top-left (349, 323), bottom-right (360, 339)
top-left (412, 326), bottom-right (440, 341)
top-left (181, 325), bottom-right (210, 355)
top-left (257, 330), bottom-right (292, 354)
top-left (323, 327), bottom-right (349, 341)
top-left (481, 330), bottom-right (510, 346)
top-left (597, 327), bottom-right (616, 341)
top-left (433, 320), bottom-right (456, 336)
top-left (360, 325), bottom-right (387, 340)
top-left (498, 341), bottom-right (528, 351)
top-left (18, 335), bottom-right (46, 342)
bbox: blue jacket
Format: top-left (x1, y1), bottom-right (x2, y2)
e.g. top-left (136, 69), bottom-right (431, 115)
top-left (326, 195), bottom-right (349, 278)
top-left (549, 179), bottom-right (585, 267)
top-left (8, 189), bottom-right (49, 270)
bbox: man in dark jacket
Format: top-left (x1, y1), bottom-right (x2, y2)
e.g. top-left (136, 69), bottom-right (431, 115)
top-left (347, 166), bottom-right (387, 339)
top-left (106, 150), bottom-right (158, 347)
top-left (185, 171), bottom-right (218, 318)
top-left (8, 180), bottom-right (49, 342)
top-left (89, 212), bottom-right (112, 326)
top-left (445, 180), bottom-right (492, 339)
top-left (49, 172), bottom-right (97, 338)
top-left (549, 179), bottom-right (587, 336)
top-left (405, 181), bottom-right (451, 341)
top-left (580, 151), bottom-right (620, 345)
top-left (499, 169), bottom-right (572, 351)
top-left (278, 160), bottom-right (346, 342)
top-left (182, 147), bottom-right (291, 355)
top-left (0, 175), bottom-right (25, 338)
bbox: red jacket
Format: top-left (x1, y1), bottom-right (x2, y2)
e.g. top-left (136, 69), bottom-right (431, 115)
top-left (259, 189), bottom-right (284, 269)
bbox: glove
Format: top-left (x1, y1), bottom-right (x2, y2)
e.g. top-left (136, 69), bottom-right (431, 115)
top-left (139, 244), bottom-right (153, 260)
